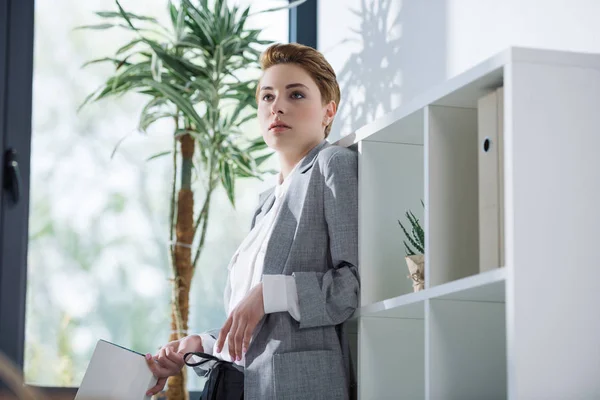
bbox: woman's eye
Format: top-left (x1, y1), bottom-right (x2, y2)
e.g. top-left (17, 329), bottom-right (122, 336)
top-left (291, 91), bottom-right (305, 99)
top-left (262, 94), bottom-right (274, 101)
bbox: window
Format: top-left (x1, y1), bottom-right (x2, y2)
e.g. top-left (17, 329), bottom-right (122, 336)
top-left (24, 0), bottom-right (289, 391)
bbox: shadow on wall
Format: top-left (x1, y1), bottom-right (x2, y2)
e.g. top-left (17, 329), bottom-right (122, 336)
top-left (326, 0), bottom-right (448, 141)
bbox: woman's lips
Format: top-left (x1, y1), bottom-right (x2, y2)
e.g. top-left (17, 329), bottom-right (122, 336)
top-left (270, 126), bottom-right (290, 133)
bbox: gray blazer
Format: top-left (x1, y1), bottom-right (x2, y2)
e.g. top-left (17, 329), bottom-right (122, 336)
top-left (209, 139), bottom-right (359, 400)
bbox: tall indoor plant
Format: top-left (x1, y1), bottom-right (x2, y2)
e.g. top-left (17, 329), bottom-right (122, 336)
top-left (79, 0), bottom-right (303, 398)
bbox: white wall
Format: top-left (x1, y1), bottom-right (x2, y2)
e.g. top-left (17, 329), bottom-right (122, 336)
top-left (320, 0), bottom-right (600, 143)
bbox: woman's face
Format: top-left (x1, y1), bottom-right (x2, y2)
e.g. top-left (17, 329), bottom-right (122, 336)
top-left (258, 63), bottom-right (336, 154)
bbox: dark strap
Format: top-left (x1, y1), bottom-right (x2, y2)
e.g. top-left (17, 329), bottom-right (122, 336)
top-left (183, 351), bottom-right (221, 367)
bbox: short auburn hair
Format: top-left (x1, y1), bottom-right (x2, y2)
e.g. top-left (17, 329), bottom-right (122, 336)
top-left (257, 43), bottom-right (341, 138)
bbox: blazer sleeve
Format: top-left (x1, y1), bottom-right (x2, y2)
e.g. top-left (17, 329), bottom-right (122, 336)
top-left (292, 149), bottom-right (360, 329)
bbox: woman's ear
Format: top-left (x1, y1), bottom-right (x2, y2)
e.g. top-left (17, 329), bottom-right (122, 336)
top-left (323, 100), bottom-right (337, 126)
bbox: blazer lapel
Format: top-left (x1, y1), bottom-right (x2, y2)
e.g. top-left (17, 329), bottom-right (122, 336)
top-left (248, 140), bottom-right (329, 354)
top-left (250, 187), bottom-right (275, 230)
top-left (262, 140), bottom-right (329, 276)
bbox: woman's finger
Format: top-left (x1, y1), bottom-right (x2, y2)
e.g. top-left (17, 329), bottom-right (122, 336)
top-left (164, 347), bottom-right (184, 367)
top-left (157, 351), bottom-right (180, 373)
top-left (145, 354), bottom-right (169, 378)
top-left (233, 317), bottom-right (246, 362)
top-left (146, 376), bottom-right (167, 396)
top-left (242, 324), bottom-right (253, 356)
top-left (227, 315), bottom-right (240, 361)
top-left (216, 315), bottom-right (233, 353)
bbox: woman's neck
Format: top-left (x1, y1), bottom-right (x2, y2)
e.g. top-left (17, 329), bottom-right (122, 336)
top-left (277, 140), bottom-right (321, 183)
top-left (278, 153), bottom-right (305, 184)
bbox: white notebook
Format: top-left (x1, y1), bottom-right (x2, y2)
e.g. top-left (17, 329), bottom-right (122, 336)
top-left (75, 340), bottom-right (157, 400)
top-left (477, 87), bottom-right (505, 272)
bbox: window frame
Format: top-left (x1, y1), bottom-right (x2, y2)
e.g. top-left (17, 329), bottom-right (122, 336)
top-left (289, 0), bottom-right (317, 48)
top-left (0, 0), bottom-right (34, 393)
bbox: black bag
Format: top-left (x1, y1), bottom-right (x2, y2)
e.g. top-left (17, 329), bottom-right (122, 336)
top-left (184, 352), bottom-right (244, 400)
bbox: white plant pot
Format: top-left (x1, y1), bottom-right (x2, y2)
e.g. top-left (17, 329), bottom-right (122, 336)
top-left (405, 254), bottom-right (425, 292)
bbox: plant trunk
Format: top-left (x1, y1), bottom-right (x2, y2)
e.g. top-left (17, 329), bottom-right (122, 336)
top-left (166, 134), bottom-right (195, 400)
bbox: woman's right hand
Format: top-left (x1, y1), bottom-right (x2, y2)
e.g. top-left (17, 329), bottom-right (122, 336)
top-left (145, 335), bottom-right (204, 396)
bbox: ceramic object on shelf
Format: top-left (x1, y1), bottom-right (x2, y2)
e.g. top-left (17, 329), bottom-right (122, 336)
top-left (406, 254), bottom-right (425, 292)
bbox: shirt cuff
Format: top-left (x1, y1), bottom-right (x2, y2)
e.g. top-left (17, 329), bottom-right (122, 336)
top-left (263, 275), bottom-right (301, 321)
top-left (190, 333), bottom-right (217, 377)
top-left (198, 333), bottom-right (216, 355)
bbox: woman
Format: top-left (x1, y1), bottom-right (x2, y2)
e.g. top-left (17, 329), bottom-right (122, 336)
top-left (146, 43), bottom-right (359, 400)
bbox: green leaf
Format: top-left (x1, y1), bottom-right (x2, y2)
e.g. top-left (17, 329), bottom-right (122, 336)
top-left (250, 0), bottom-right (308, 16)
top-left (233, 161), bottom-right (256, 178)
top-left (174, 0), bottom-right (186, 41)
top-left (148, 40), bottom-right (209, 79)
top-left (116, 61), bottom-right (152, 82)
top-left (215, 0), bottom-right (225, 18)
top-left (146, 151), bottom-right (171, 162)
top-left (114, 0), bottom-right (142, 36)
top-left (95, 11), bottom-right (158, 22)
top-left (225, 101), bottom-right (246, 129)
top-left (77, 84), bottom-right (104, 112)
top-left (110, 132), bottom-right (133, 159)
top-left (91, 76), bottom-right (138, 102)
top-left (398, 220), bottom-right (415, 249)
top-left (75, 23), bottom-right (166, 37)
top-left (415, 224), bottom-right (425, 250)
top-left (139, 110), bottom-right (175, 132)
top-left (230, 150), bottom-right (258, 178)
top-left (255, 39), bottom-right (274, 46)
top-left (175, 34), bottom-right (206, 51)
top-left (139, 96), bottom-right (168, 115)
top-left (220, 159), bottom-right (235, 206)
top-left (106, 63), bottom-right (153, 94)
top-left (142, 79), bottom-right (208, 133)
top-left (407, 211), bottom-right (418, 227)
top-left (235, 6), bottom-right (250, 35)
top-left (404, 242), bottom-right (415, 257)
top-left (232, 168), bottom-right (255, 179)
top-left (400, 214), bottom-right (424, 255)
top-left (182, 0), bottom-right (216, 48)
top-left (253, 152), bottom-right (273, 167)
top-left (234, 113), bottom-right (256, 127)
top-left (81, 57), bottom-right (131, 69)
top-left (74, 23), bottom-right (121, 30)
top-left (214, 44), bottom-right (224, 76)
top-left (116, 38), bottom-right (145, 55)
top-left (245, 137), bottom-right (269, 153)
top-left (225, 5), bottom-right (237, 36)
top-left (151, 52), bottom-right (162, 82)
top-left (168, 0), bottom-right (179, 29)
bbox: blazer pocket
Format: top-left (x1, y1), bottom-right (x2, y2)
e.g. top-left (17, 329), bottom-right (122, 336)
top-left (273, 350), bottom-right (346, 400)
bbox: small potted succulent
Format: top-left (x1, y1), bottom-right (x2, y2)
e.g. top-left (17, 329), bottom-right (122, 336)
top-left (398, 201), bottom-right (425, 292)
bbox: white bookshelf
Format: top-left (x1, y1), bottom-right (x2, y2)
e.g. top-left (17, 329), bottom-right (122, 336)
top-left (339, 47), bottom-right (600, 399)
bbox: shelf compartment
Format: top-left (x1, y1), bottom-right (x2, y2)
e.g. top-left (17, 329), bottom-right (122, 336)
top-left (358, 139), bottom-right (424, 305)
top-left (426, 104), bottom-right (480, 288)
top-left (427, 299), bottom-right (507, 399)
top-left (359, 317), bottom-right (424, 399)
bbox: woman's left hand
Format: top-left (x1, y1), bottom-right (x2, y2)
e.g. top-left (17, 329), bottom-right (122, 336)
top-left (215, 283), bottom-right (265, 362)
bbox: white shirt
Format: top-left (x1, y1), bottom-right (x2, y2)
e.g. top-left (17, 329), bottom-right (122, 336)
top-left (196, 160), bottom-right (303, 367)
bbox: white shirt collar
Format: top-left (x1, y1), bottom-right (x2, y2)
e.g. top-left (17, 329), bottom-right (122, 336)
top-left (274, 156), bottom-right (306, 199)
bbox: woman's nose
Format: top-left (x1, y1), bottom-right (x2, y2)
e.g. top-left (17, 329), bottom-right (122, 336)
top-left (270, 99), bottom-right (284, 115)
